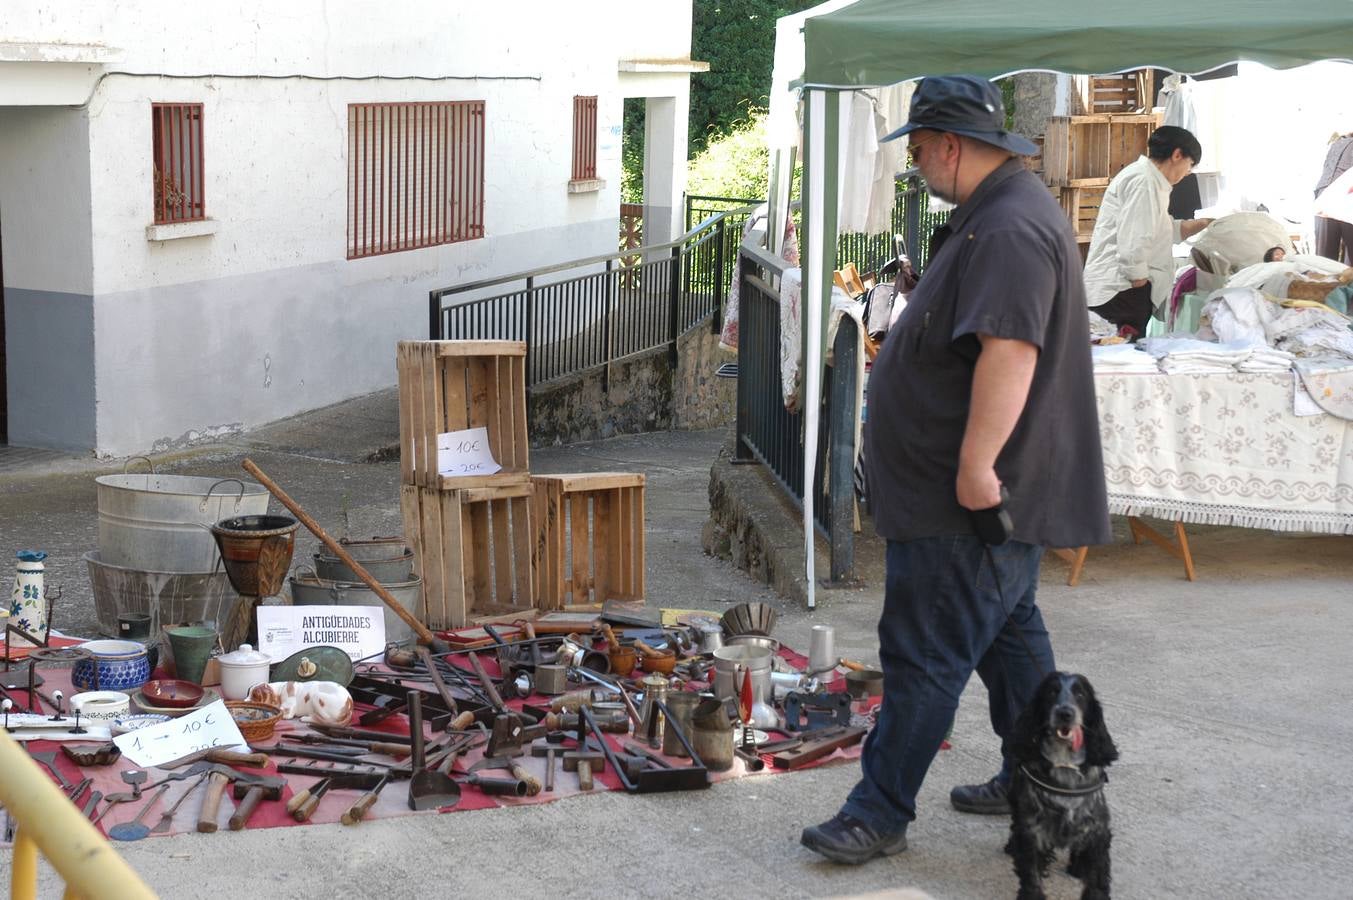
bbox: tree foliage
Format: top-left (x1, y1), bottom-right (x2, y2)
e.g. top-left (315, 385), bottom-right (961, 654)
top-left (686, 106), bottom-right (772, 201)
top-left (689, 0), bottom-right (819, 157)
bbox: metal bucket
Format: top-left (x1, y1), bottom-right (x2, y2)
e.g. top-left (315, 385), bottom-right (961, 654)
top-left (288, 574), bottom-right (423, 644)
top-left (96, 467), bottom-right (268, 572)
top-left (336, 537), bottom-right (409, 562)
top-left (84, 551), bottom-right (239, 639)
top-left (313, 550), bottom-right (414, 584)
top-left (712, 644), bottom-right (773, 702)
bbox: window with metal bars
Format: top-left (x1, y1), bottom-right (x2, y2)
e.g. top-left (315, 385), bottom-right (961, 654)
top-left (347, 101), bottom-right (485, 260)
top-left (571, 95), bottom-right (598, 182)
top-left (152, 103), bottom-right (205, 224)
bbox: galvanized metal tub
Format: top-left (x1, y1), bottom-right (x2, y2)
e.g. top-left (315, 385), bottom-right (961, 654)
top-left (287, 574), bottom-right (422, 645)
top-left (84, 551), bottom-right (239, 639)
top-left (96, 472), bottom-right (269, 572)
top-left (313, 549), bottom-right (415, 584)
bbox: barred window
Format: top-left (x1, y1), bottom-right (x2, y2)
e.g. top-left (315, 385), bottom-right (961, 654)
top-left (347, 101), bottom-right (485, 259)
top-left (571, 95), bottom-right (598, 182)
top-left (152, 103), bottom-right (205, 224)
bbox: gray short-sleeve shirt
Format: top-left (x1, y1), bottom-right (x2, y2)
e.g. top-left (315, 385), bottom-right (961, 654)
top-left (865, 158), bottom-right (1111, 548)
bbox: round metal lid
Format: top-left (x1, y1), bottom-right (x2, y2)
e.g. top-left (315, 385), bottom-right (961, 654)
top-left (268, 646), bottom-right (354, 685)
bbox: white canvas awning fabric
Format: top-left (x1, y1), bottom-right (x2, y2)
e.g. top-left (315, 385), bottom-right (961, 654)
top-left (773, 0), bottom-right (1353, 608)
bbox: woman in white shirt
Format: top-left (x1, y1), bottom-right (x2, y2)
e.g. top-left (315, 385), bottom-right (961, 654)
top-left (1082, 126), bottom-right (1212, 336)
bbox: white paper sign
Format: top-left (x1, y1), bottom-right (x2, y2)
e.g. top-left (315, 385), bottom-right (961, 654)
top-left (113, 700), bottom-right (248, 767)
top-left (437, 426), bottom-right (501, 478)
top-left (257, 605), bottom-right (387, 662)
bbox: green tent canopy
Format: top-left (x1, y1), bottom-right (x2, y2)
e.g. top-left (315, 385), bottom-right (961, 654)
top-left (802, 0), bottom-right (1353, 87)
top-left (778, 0), bottom-right (1353, 608)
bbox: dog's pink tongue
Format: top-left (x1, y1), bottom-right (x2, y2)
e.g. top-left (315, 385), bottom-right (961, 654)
top-left (1071, 725), bottom-right (1084, 752)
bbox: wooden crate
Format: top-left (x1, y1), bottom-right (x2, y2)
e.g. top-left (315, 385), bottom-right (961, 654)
top-left (1077, 71), bottom-right (1154, 114)
top-left (1042, 113), bottom-right (1160, 187)
top-left (1058, 185), bottom-right (1108, 243)
top-left (532, 473), bottom-right (645, 611)
top-left (400, 483), bottom-right (534, 629)
top-left (396, 340), bottom-right (529, 490)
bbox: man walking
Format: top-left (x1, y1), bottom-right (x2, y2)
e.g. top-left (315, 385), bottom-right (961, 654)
top-left (801, 75), bottom-right (1111, 865)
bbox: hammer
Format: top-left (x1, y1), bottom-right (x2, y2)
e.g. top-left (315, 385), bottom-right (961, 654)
top-left (562, 747), bottom-right (606, 791)
top-left (530, 734), bottom-right (568, 792)
top-left (196, 766), bottom-right (247, 833)
top-left (229, 774), bottom-right (287, 831)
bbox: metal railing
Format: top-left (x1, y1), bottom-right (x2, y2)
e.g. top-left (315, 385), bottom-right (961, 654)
top-left (734, 241), bottom-right (858, 584)
top-left (429, 202), bottom-right (757, 388)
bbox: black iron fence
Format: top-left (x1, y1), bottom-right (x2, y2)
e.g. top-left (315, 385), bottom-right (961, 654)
top-left (429, 202), bottom-right (757, 388)
top-left (735, 241), bottom-right (858, 584)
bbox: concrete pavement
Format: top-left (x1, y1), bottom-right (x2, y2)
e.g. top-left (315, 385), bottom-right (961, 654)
top-left (0, 389), bottom-right (1350, 898)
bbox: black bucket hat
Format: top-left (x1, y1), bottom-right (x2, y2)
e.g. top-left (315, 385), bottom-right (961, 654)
top-left (883, 75), bottom-right (1039, 156)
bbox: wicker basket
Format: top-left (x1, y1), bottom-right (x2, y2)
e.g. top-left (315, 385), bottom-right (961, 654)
top-left (225, 701), bottom-right (282, 742)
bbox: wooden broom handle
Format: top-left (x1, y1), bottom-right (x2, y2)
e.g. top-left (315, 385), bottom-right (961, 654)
top-left (242, 458), bottom-right (438, 647)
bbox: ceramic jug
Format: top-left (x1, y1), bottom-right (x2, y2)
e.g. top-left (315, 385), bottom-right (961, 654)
top-left (8, 550), bottom-right (49, 646)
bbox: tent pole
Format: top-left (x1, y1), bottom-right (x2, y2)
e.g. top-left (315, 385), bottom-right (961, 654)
top-left (801, 87), bottom-right (840, 609)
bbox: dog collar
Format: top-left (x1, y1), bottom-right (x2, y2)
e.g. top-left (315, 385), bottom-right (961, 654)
top-left (1019, 764), bottom-right (1108, 796)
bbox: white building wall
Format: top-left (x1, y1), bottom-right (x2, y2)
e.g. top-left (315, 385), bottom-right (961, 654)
top-left (0, 0), bottom-right (697, 455)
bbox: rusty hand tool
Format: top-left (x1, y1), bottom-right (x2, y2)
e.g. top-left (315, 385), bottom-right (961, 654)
top-left (196, 766), bottom-right (248, 834)
top-left (466, 651), bottom-right (509, 715)
top-left (310, 724), bottom-right (414, 744)
top-left (27, 750), bottom-right (74, 790)
top-left (562, 747), bottom-right (606, 791)
top-left (241, 458), bottom-right (450, 653)
top-left (108, 782), bottom-right (174, 842)
top-left (255, 745), bottom-right (397, 767)
top-left (160, 747), bottom-right (270, 770)
top-left (340, 772), bottom-right (391, 825)
top-left (408, 691), bottom-right (461, 810)
top-left (469, 754), bottom-right (541, 797)
top-left (417, 646), bottom-right (460, 719)
top-left (81, 790), bottom-right (103, 821)
top-left (291, 733), bottom-right (412, 757)
top-left (151, 773), bottom-right (208, 834)
top-left (621, 742), bottom-right (673, 770)
top-left (229, 774), bottom-right (287, 830)
top-left (289, 778), bottom-right (333, 822)
top-left (530, 736), bottom-right (568, 792)
top-left (273, 742), bottom-right (367, 757)
top-left (523, 621), bottom-right (543, 669)
top-left (121, 770), bottom-right (147, 800)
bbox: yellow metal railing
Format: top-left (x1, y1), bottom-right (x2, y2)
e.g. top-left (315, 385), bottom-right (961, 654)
top-left (0, 730), bottom-right (157, 900)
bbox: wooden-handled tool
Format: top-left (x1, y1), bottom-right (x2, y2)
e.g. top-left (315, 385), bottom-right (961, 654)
top-left (289, 777), bottom-right (333, 823)
top-left (195, 768), bottom-right (237, 834)
top-left (466, 651), bottom-right (508, 714)
top-left (341, 772), bottom-right (390, 825)
top-left (601, 623), bottom-right (622, 650)
top-left (161, 747), bottom-right (269, 770)
top-left (417, 646), bottom-right (461, 719)
top-left (242, 458), bottom-right (449, 653)
top-left (838, 658), bottom-right (870, 672)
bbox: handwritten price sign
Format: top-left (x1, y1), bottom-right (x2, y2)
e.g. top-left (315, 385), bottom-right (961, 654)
top-left (437, 426), bottom-right (502, 478)
top-left (113, 700), bottom-right (248, 768)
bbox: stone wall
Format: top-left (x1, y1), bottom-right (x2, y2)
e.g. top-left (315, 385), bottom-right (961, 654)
top-left (527, 315), bottom-right (734, 446)
top-left (1011, 72), bottom-right (1064, 141)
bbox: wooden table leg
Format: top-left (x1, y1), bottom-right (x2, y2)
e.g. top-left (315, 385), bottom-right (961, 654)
top-left (1127, 517), bottom-right (1197, 581)
top-left (1049, 547), bottom-right (1089, 587)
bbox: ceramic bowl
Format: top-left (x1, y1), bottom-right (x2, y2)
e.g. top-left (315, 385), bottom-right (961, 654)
top-left (140, 679), bottom-right (205, 709)
top-left (69, 690), bottom-right (131, 721)
top-left (71, 640), bottom-right (150, 692)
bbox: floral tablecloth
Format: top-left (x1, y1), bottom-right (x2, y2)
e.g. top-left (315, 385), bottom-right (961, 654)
top-left (1095, 372), bottom-right (1353, 534)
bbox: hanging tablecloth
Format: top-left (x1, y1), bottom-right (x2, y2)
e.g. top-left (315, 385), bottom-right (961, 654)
top-left (1095, 371), bottom-right (1353, 534)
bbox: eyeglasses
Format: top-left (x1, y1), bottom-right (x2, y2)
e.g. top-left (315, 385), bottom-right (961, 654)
top-left (907, 133), bottom-right (943, 166)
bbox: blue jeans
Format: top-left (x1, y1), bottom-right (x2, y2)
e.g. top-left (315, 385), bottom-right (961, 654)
top-left (841, 536), bottom-right (1054, 835)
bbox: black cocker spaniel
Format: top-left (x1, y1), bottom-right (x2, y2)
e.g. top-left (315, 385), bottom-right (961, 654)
top-left (1006, 671), bottom-right (1118, 900)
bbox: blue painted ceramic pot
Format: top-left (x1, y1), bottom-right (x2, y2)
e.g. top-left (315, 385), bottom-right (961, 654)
top-left (72, 639), bottom-right (151, 692)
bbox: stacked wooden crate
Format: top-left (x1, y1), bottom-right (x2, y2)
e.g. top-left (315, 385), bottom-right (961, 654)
top-left (397, 340), bottom-right (535, 628)
top-left (396, 340), bottom-right (647, 627)
top-left (1043, 112), bottom-right (1160, 244)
